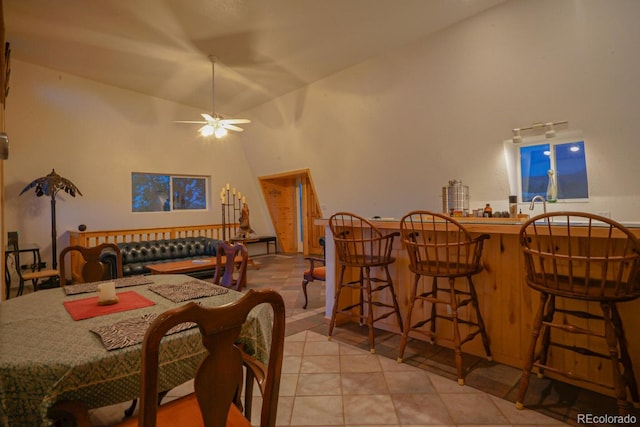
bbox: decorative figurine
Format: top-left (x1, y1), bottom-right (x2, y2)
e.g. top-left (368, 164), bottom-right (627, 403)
top-left (235, 202), bottom-right (256, 239)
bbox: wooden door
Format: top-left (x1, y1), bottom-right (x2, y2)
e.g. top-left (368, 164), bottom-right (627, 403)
top-left (259, 169), bottom-right (323, 256)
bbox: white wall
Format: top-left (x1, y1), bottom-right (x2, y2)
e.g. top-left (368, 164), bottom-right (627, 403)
top-left (3, 61), bottom-right (270, 267)
top-left (3, 0), bottom-right (640, 270)
top-left (242, 0), bottom-right (640, 221)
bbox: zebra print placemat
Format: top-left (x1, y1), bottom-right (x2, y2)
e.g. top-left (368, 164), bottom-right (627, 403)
top-left (91, 313), bottom-right (196, 351)
top-left (64, 276), bottom-right (154, 295)
top-left (148, 280), bottom-right (229, 303)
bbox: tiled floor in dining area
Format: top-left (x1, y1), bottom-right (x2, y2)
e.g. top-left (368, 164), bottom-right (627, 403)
top-left (91, 253), bottom-right (638, 426)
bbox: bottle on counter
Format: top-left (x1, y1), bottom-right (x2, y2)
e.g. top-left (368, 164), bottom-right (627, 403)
top-left (546, 169), bottom-right (558, 203)
top-left (483, 203), bottom-right (493, 218)
top-left (509, 195), bottom-right (518, 218)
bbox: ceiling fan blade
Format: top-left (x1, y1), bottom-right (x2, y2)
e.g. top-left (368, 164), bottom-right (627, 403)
top-left (220, 118), bottom-right (251, 124)
top-left (201, 113), bottom-right (216, 122)
top-left (173, 120), bottom-right (207, 124)
top-left (223, 124), bottom-right (245, 132)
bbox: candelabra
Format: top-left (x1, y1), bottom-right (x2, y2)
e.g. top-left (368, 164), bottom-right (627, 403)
top-left (219, 183), bottom-right (246, 241)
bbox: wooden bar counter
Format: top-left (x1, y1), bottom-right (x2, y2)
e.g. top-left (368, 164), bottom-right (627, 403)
top-left (317, 216), bottom-right (640, 397)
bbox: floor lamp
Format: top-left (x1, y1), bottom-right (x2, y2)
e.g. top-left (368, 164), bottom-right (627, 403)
top-left (19, 169), bottom-right (82, 270)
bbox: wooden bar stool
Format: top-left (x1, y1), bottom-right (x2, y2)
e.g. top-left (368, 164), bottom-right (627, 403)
top-left (397, 211), bottom-right (491, 385)
top-left (328, 212), bottom-right (403, 353)
top-left (516, 212), bottom-right (640, 414)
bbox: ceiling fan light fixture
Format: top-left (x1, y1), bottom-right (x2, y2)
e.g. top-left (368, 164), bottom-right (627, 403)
top-left (214, 126), bottom-right (228, 138)
top-left (200, 125), bottom-right (215, 137)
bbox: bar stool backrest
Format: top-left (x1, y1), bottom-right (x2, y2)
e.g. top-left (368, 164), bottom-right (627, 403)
top-left (400, 211), bottom-right (488, 277)
top-left (329, 212), bottom-right (398, 267)
top-left (519, 212), bottom-right (640, 301)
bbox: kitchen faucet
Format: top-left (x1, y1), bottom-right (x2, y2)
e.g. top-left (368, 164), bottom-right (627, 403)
top-left (529, 195), bottom-right (547, 214)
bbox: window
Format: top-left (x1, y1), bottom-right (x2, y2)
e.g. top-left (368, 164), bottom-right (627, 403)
top-left (518, 140), bottom-right (588, 202)
top-left (131, 173), bottom-right (209, 212)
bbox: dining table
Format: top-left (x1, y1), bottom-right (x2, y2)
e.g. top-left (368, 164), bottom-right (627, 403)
top-left (0, 274), bottom-right (275, 427)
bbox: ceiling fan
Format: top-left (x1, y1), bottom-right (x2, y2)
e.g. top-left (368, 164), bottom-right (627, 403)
top-left (174, 55), bottom-right (250, 138)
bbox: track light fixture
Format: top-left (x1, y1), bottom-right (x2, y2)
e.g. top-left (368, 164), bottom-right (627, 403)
top-left (511, 120), bottom-right (568, 143)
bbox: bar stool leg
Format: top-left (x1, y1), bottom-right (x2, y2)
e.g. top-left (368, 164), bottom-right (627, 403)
top-left (516, 292), bottom-right (549, 409)
top-left (430, 277), bottom-right (438, 339)
top-left (448, 277), bottom-right (465, 385)
top-left (364, 266), bottom-right (376, 353)
top-left (602, 302), bottom-right (634, 415)
top-left (536, 295), bottom-right (556, 378)
top-left (384, 265), bottom-right (404, 332)
top-left (610, 304), bottom-right (640, 405)
top-left (398, 273), bottom-right (420, 363)
top-left (467, 276), bottom-right (492, 360)
top-left (358, 268), bottom-right (365, 326)
top-left (328, 265), bottom-right (348, 341)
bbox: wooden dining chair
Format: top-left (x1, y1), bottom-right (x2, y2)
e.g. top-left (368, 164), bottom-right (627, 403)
top-left (7, 239), bottom-right (59, 297)
top-left (302, 237), bottom-right (326, 309)
top-left (59, 243), bottom-right (123, 287)
top-left (48, 288), bottom-right (286, 427)
top-left (213, 241), bottom-right (249, 291)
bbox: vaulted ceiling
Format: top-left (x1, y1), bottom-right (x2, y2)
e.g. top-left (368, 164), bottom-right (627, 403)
top-left (4, 0), bottom-right (504, 115)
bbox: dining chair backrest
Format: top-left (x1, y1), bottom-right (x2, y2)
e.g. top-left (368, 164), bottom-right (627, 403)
top-left (6, 235), bottom-right (60, 298)
top-left (59, 243), bottom-right (123, 287)
top-left (400, 210), bottom-right (489, 278)
top-left (213, 241), bottom-right (249, 291)
top-left (519, 212), bottom-right (640, 301)
top-left (139, 289), bottom-right (286, 427)
top-left (306, 237), bottom-right (326, 278)
top-left (329, 212), bottom-right (398, 267)
top-left (301, 237), bottom-right (326, 309)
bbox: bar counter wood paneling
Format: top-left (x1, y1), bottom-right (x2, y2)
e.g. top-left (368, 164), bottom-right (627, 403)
top-left (317, 217), bottom-right (640, 398)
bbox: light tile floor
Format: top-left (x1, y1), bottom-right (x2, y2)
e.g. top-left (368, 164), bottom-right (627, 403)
top-left (92, 330), bottom-right (565, 427)
top-left (88, 253), bottom-right (638, 426)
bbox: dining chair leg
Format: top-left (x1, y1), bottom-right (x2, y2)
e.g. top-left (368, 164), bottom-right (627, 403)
top-left (301, 279), bottom-right (310, 309)
top-left (124, 399), bottom-right (137, 417)
top-left (17, 278), bottom-right (25, 297)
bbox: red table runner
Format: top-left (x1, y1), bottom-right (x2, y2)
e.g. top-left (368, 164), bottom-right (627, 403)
top-left (63, 291), bottom-right (155, 321)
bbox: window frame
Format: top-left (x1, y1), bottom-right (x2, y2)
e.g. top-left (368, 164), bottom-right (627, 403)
top-left (512, 133), bottom-right (589, 204)
top-left (131, 172), bottom-right (210, 213)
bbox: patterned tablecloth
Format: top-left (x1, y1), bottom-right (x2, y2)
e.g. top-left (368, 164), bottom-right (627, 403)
top-left (0, 275), bottom-right (274, 427)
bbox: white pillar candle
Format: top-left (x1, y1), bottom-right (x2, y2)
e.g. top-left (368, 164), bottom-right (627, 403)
top-left (97, 282), bottom-right (118, 305)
